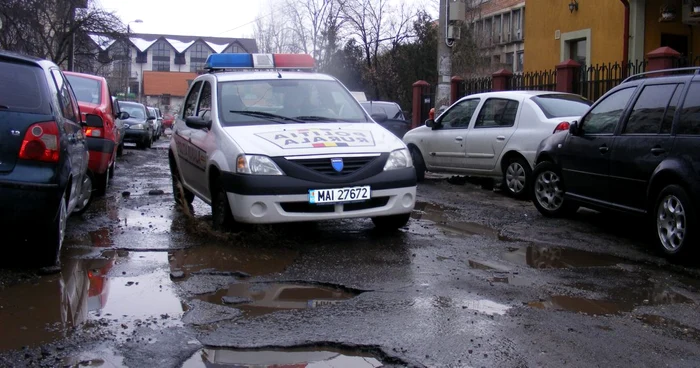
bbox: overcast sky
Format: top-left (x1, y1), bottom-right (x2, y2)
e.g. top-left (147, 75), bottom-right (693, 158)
top-left (97, 0), bottom-right (437, 39)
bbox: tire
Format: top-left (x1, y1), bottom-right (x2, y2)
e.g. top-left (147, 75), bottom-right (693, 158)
top-left (502, 156), bottom-right (532, 199)
top-left (409, 146), bottom-right (426, 182)
top-left (94, 170), bottom-right (109, 196)
top-left (653, 184), bottom-right (696, 258)
top-left (39, 194), bottom-right (67, 267)
top-left (117, 143), bottom-right (124, 157)
top-left (530, 161), bottom-right (578, 218)
top-left (108, 160), bottom-right (115, 179)
top-left (372, 213), bottom-right (411, 231)
top-left (73, 171), bottom-right (94, 215)
top-left (170, 157), bottom-right (194, 210)
top-left (147, 136), bottom-right (153, 149)
top-left (211, 183), bottom-right (237, 232)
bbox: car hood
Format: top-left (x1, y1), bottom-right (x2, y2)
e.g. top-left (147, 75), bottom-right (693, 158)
top-left (123, 117), bottom-right (148, 125)
top-left (222, 122), bottom-right (407, 157)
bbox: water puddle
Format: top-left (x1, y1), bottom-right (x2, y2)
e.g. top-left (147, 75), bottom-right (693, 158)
top-left (0, 249), bottom-right (185, 351)
top-left (194, 282), bottom-right (359, 317)
top-left (468, 260), bottom-right (512, 272)
top-left (412, 296), bottom-right (511, 315)
top-left (528, 284), bottom-right (693, 315)
top-left (504, 244), bottom-right (628, 269)
top-left (412, 202), bottom-right (510, 240)
top-left (637, 314), bottom-right (700, 340)
top-left (182, 347), bottom-right (384, 367)
top-left (62, 344), bottom-right (126, 368)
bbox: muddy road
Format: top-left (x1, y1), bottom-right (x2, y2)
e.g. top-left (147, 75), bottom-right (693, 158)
top-left (1, 136), bottom-right (700, 367)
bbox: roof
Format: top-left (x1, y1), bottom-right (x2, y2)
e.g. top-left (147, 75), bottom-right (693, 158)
top-left (88, 33), bottom-right (258, 54)
top-left (143, 71), bottom-right (198, 97)
top-left (213, 71), bottom-right (336, 83)
top-left (460, 90), bottom-right (569, 101)
top-left (0, 50), bottom-right (55, 68)
top-left (64, 70), bottom-right (106, 81)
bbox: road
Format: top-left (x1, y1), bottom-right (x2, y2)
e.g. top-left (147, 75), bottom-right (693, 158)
top-left (1, 135), bottom-right (700, 368)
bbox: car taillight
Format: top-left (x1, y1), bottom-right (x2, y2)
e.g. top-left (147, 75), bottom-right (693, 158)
top-left (553, 121), bottom-right (570, 134)
top-left (85, 127), bottom-right (104, 137)
top-left (18, 121), bottom-right (60, 163)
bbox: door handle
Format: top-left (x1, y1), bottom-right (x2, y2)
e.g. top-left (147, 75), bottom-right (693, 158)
top-left (650, 147), bottom-right (666, 155)
top-left (496, 135), bottom-right (506, 141)
top-left (599, 145), bottom-right (609, 154)
top-left (455, 136), bottom-right (463, 142)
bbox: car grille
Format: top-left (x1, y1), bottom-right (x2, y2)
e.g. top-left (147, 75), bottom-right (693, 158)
top-left (280, 196), bottom-right (390, 213)
top-left (288, 156), bottom-right (379, 176)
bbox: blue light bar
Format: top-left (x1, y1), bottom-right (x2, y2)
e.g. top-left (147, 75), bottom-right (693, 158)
top-left (204, 54), bottom-right (253, 69)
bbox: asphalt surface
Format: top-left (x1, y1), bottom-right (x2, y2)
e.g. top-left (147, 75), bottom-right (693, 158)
top-left (1, 134), bottom-right (700, 367)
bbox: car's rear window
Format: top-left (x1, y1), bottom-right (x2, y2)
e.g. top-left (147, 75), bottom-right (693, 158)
top-left (0, 60), bottom-right (51, 115)
top-left (361, 102), bottom-right (402, 119)
top-left (532, 94), bottom-right (592, 118)
top-left (120, 102), bottom-right (146, 119)
top-left (65, 74), bottom-right (102, 105)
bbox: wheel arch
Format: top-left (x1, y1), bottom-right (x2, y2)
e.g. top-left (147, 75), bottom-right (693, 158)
top-left (647, 164), bottom-right (695, 212)
top-left (500, 150), bottom-right (531, 172)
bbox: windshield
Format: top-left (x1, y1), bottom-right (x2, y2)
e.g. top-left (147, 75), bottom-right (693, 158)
top-left (532, 94), bottom-right (592, 118)
top-left (65, 75), bottom-right (102, 105)
top-left (120, 103), bottom-right (146, 119)
top-left (217, 79), bottom-right (369, 126)
top-left (361, 102), bottom-right (403, 120)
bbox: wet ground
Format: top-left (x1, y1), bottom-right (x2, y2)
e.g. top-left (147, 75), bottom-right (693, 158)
top-left (1, 135), bottom-right (700, 367)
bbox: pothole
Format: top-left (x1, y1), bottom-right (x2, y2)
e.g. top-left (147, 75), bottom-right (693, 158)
top-left (412, 202), bottom-right (511, 241)
top-left (193, 282), bottom-right (361, 317)
top-left (504, 244), bottom-right (628, 269)
top-left (181, 346), bottom-right (385, 367)
top-left (636, 314), bottom-right (700, 340)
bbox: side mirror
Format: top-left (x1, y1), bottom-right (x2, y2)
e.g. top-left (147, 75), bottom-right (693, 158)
top-left (85, 113), bottom-right (104, 128)
top-left (185, 116), bottom-right (211, 130)
top-left (117, 111), bottom-right (130, 120)
top-left (569, 121), bottom-right (580, 136)
top-left (371, 112), bottom-right (388, 123)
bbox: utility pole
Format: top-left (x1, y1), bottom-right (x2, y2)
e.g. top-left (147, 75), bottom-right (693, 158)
top-left (436, 0), bottom-right (466, 111)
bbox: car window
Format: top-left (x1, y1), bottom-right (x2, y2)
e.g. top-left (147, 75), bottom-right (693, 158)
top-left (197, 81), bottom-right (212, 119)
top-left (184, 81), bottom-right (203, 118)
top-left (120, 103), bottom-right (145, 119)
top-left (475, 98), bottom-right (519, 128)
top-left (147, 107), bottom-right (157, 118)
top-left (51, 69), bottom-right (79, 123)
top-left (437, 99), bottom-right (479, 129)
top-left (531, 94), bottom-right (592, 118)
top-left (0, 61), bottom-right (51, 114)
top-left (65, 74), bottom-right (102, 105)
top-left (362, 102), bottom-right (402, 119)
top-left (623, 84), bottom-right (679, 135)
top-left (677, 83), bottom-right (700, 135)
top-left (661, 85), bottom-right (683, 134)
top-left (580, 87), bottom-right (635, 135)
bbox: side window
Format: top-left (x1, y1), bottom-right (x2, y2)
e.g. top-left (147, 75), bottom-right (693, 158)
top-left (197, 82), bottom-right (212, 119)
top-left (580, 87), bottom-right (635, 135)
top-left (437, 99), bottom-right (480, 129)
top-left (183, 81), bottom-right (203, 118)
top-left (475, 98), bottom-right (519, 128)
top-left (661, 85), bottom-right (683, 134)
top-left (623, 84), bottom-right (679, 135)
top-left (677, 83), bottom-right (700, 135)
top-left (51, 69), bottom-right (79, 122)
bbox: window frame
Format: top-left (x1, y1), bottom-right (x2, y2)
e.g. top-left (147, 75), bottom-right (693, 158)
top-left (675, 81), bottom-right (700, 136)
top-left (435, 98), bottom-right (481, 130)
top-left (50, 69), bottom-right (80, 123)
top-left (151, 40), bottom-right (172, 72)
top-left (473, 98), bottom-right (520, 129)
top-left (622, 83), bottom-right (682, 136)
top-left (578, 86), bottom-right (636, 136)
top-left (182, 80), bottom-right (204, 119)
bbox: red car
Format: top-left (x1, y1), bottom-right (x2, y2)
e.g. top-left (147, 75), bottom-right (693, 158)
top-left (162, 113), bottom-right (175, 129)
top-left (64, 72), bottom-right (127, 195)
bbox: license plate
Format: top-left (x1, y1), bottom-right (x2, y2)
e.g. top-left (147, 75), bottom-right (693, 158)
top-left (308, 186), bottom-right (371, 204)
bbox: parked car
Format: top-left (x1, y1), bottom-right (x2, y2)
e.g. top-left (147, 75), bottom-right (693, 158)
top-left (530, 68), bottom-right (700, 258)
top-left (403, 91), bottom-right (592, 197)
top-left (147, 106), bottom-right (162, 140)
top-left (112, 97), bottom-right (127, 156)
top-left (162, 113), bottom-right (175, 129)
top-left (361, 101), bottom-right (411, 139)
top-left (119, 101), bottom-right (154, 149)
top-left (0, 51), bottom-right (93, 265)
top-left (64, 71), bottom-right (129, 196)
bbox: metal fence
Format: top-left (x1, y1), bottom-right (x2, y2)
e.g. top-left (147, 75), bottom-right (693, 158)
top-left (676, 55), bottom-right (700, 68)
top-left (575, 59), bottom-right (647, 101)
top-left (457, 76), bottom-right (492, 99)
top-left (509, 69), bottom-right (557, 91)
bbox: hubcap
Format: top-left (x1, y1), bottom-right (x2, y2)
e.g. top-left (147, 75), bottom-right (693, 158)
top-left (506, 162), bottom-right (526, 193)
top-left (58, 198), bottom-right (67, 250)
top-left (75, 175), bottom-right (93, 212)
top-left (657, 194), bottom-right (686, 252)
top-left (534, 170), bottom-right (564, 211)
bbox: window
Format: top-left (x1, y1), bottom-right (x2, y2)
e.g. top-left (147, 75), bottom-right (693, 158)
top-left (175, 52), bottom-right (186, 65)
top-left (197, 82), bottom-right (212, 118)
top-left (516, 51), bottom-right (523, 72)
top-left (677, 83), bottom-right (700, 135)
top-left (513, 9), bottom-right (521, 32)
top-left (494, 16), bottom-right (501, 41)
top-left (580, 87), bottom-right (635, 134)
top-left (190, 43), bottom-right (211, 73)
top-left (51, 70), bottom-right (79, 123)
top-left (0, 61), bottom-right (50, 114)
top-left (475, 98), bottom-right (519, 128)
top-left (505, 52), bottom-right (514, 69)
top-left (65, 74), bottom-right (102, 105)
top-left (569, 39), bottom-right (587, 66)
top-left (532, 94), bottom-right (592, 118)
top-left (661, 85), bottom-right (683, 134)
top-left (624, 84), bottom-right (679, 135)
top-left (136, 50), bottom-right (148, 64)
top-left (152, 40), bottom-right (171, 72)
top-left (183, 81), bottom-right (203, 118)
top-left (224, 44), bottom-right (244, 53)
top-left (438, 99), bottom-right (480, 129)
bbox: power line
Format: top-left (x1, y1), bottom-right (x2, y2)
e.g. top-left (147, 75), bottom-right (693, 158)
top-left (213, 11), bottom-right (274, 37)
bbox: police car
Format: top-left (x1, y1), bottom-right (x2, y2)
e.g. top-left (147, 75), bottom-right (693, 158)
top-left (168, 53), bottom-right (417, 231)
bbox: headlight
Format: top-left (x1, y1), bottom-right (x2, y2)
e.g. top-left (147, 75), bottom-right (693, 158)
top-left (130, 123), bottom-right (145, 130)
top-left (236, 154), bottom-right (284, 175)
top-left (383, 148), bottom-right (413, 171)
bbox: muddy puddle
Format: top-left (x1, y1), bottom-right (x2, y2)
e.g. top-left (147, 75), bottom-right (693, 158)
top-left (637, 314), bottom-right (700, 340)
top-left (528, 283), bottom-right (694, 315)
top-left (194, 282), bottom-right (358, 317)
top-left (182, 346), bottom-right (384, 367)
top-left (0, 249), bottom-right (185, 351)
top-left (503, 243), bottom-right (628, 269)
top-left (412, 295), bottom-right (511, 315)
top-left (412, 202), bottom-right (511, 240)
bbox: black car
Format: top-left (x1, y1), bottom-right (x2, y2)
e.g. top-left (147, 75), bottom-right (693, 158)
top-left (119, 101), bottom-right (154, 149)
top-left (361, 101), bottom-right (410, 139)
top-left (530, 67), bottom-right (700, 258)
top-left (0, 51), bottom-right (93, 265)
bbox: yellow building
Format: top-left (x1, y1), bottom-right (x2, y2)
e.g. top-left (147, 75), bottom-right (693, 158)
top-left (524, 0), bottom-right (700, 72)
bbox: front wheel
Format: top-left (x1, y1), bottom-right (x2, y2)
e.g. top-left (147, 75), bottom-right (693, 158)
top-left (117, 142), bottom-right (124, 157)
top-left (409, 146), bottom-right (426, 182)
top-left (372, 213), bottom-right (411, 231)
top-left (503, 156), bottom-right (532, 199)
top-left (211, 184), bottom-right (237, 232)
top-left (531, 161), bottom-right (578, 218)
top-left (654, 185), bottom-right (696, 258)
top-left (170, 158), bottom-right (195, 211)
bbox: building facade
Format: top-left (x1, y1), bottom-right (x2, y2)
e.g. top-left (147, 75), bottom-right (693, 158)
top-left (470, 0), bottom-right (526, 73)
top-left (524, 0), bottom-right (700, 72)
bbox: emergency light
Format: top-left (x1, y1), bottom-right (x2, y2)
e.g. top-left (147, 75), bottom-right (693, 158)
top-left (204, 53), bottom-right (315, 71)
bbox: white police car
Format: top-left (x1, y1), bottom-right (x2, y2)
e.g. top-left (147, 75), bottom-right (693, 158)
top-left (168, 53), bottom-right (417, 231)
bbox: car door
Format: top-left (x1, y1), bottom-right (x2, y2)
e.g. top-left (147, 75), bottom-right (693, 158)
top-left (422, 98), bottom-right (480, 170)
top-left (609, 83), bottom-right (682, 211)
top-left (463, 97), bottom-right (520, 171)
top-left (174, 81), bottom-right (203, 191)
top-left (188, 80), bottom-right (214, 197)
top-left (559, 86), bottom-right (636, 203)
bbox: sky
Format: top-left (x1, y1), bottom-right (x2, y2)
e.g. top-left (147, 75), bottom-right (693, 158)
top-left (96, 0), bottom-right (437, 39)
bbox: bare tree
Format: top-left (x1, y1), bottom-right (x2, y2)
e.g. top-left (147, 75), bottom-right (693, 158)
top-left (283, 0), bottom-right (346, 65)
top-left (254, 2), bottom-right (296, 53)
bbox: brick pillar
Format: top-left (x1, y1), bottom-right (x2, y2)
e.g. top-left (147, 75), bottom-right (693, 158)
top-left (412, 80), bottom-right (429, 128)
top-left (647, 47), bottom-right (681, 75)
top-left (450, 76), bottom-right (464, 104)
top-left (492, 69), bottom-right (513, 91)
top-left (555, 59), bottom-right (581, 93)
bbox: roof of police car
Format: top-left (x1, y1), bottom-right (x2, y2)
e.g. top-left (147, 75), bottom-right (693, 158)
top-left (211, 71), bottom-right (337, 83)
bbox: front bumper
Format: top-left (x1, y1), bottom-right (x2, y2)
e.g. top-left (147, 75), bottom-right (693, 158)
top-left (123, 130), bottom-right (150, 143)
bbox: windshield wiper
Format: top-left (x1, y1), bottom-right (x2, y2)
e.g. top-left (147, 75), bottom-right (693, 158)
top-left (294, 115), bottom-right (354, 122)
top-left (229, 110), bottom-right (305, 124)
